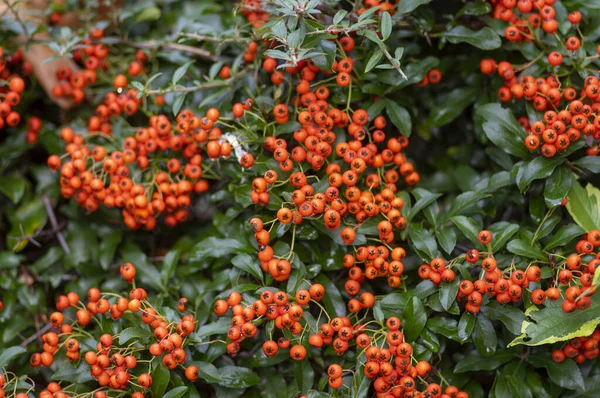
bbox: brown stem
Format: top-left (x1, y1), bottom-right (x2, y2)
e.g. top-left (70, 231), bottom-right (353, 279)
top-left (42, 194), bottom-right (71, 254)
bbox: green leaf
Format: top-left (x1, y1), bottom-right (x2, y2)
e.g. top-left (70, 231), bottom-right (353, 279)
top-left (189, 237), bottom-right (252, 262)
top-left (189, 361), bottom-right (222, 383)
top-left (516, 157), bottom-right (564, 193)
top-left (316, 274), bottom-right (346, 317)
top-left (402, 296), bottom-right (427, 342)
top-left (397, 0), bottom-right (433, 14)
top-left (7, 198), bottom-right (48, 252)
top-left (451, 216), bottom-right (480, 246)
top-left (510, 299), bottom-right (600, 347)
top-left (135, 6), bottom-right (161, 22)
top-left (544, 224), bottom-right (585, 251)
top-left (428, 87), bottom-right (478, 127)
top-left (544, 166), bottom-right (574, 207)
top-left (172, 61), bottom-right (194, 86)
top-left (172, 93), bottom-right (187, 116)
top-left (218, 366), bottom-right (261, 388)
top-left (481, 301), bottom-right (526, 335)
top-left (365, 50), bottom-right (384, 73)
top-left (476, 104), bottom-right (530, 159)
top-left (408, 227), bottom-right (438, 261)
top-left (455, 351), bottom-right (516, 373)
top-left (163, 386), bottom-right (189, 398)
top-left (381, 12), bottom-right (392, 40)
top-left (231, 253), bottom-right (263, 281)
top-left (527, 356), bottom-right (585, 391)
top-left (0, 346), bottom-right (26, 367)
top-left (572, 156), bottom-right (600, 173)
top-left (293, 361), bottom-right (315, 393)
top-left (447, 191), bottom-right (492, 218)
top-left (472, 314), bottom-right (497, 356)
top-left (443, 26), bottom-right (501, 49)
top-left (0, 176), bottom-right (26, 204)
top-left (333, 10), bottom-right (347, 25)
top-left (151, 363), bottom-right (170, 398)
top-left (51, 362), bottom-right (94, 383)
top-left (385, 100), bottom-right (412, 137)
top-left (437, 227), bottom-right (457, 254)
top-left (457, 1), bottom-right (492, 16)
top-left (119, 327), bottom-right (152, 345)
top-left (407, 189), bottom-right (442, 222)
top-left (506, 239), bottom-right (546, 261)
top-left (439, 279), bottom-right (460, 311)
top-left (99, 232), bottom-right (122, 270)
top-left (458, 312), bottom-right (476, 343)
top-left (490, 223), bottom-right (520, 252)
top-left (566, 182), bottom-right (600, 231)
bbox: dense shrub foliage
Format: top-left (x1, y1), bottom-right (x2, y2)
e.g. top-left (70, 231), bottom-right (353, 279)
top-left (2, 0), bottom-right (600, 397)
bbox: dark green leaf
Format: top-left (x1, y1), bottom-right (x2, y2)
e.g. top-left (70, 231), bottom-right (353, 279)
top-left (572, 156), bottom-right (600, 173)
top-left (506, 239), bottom-right (547, 261)
top-left (385, 100), bottom-right (412, 137)
top-left (527, 356), bottom-right (585, 391)
top-left (472, 314), bottom-right (497, 356)
top-left (119, 327), bottom-right (152, 345)
top-left (0, 176), bottom-right (26, 204)
top-left (402, 296), bottom-right (427, 342)
top-left (437, 227), bottom-right (457, 254)
top-left (451, 216), bottom-right (480, 246)
top-left (477, 104), bottom-right (530, 159)
top-left (397, 0), bottom-right (433, 14)
top-left (163, 386), bottom-right (189, 398)
top-left (218, 366), bottom-right (261, 388)
top-left (151, 363), bottom-right (170, 398)
top-left (0, 346), bottom-right (26, 367)
top-left (455, 351), bottom-right (516, 373)
top-left (428, 87), bottom-right (478, 127)
top-left (231, 253), bottom-right (263, 281)
top-left (544, 224), bottom-right (585, 251)
top-left (439, 279), bottom-right (460, 311)
top-left (408, 227), bottom-right (438, 261)
top-left (442, 26), bottom-right (501, 50)
top-left (458, 312), bottom-right (476, 343)
top-left (516, 157), bottom-right (564, 193)
top-left (316, 274), bottom-right (346, 317)
top-left (544, 166), bottom-right (574, 207)
top-left (481, 301), bottom-right (526, 335)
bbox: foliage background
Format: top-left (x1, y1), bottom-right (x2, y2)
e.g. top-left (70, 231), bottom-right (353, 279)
top-left (1, 0), bottom-right (600, 397)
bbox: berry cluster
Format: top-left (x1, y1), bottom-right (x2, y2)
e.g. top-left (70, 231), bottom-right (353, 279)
top-left (0, 47), bottom-right (29, 132)
top-left (214, 285), bottom-right (325, 359)
top-left (325, 317), bottom-right (469, 397)
top-left (552, 328), bottom-right (600, 364)
top-left (47, 103), bottom-right (242, 228)
top-left (343, 245), bottom-right (407, 293)
top-left (24, 263), bottom-right (206, 397)
top-left (524, 101), bottom-right (600, 158)
top-left (0, 372), bottom-right (34, 398)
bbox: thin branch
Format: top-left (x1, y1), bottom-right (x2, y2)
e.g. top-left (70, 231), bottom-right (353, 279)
top-left (117, 39), bottom-right (231, 63)
top-left (178, 32), bottom-right (246, 45)
top-left (146, 78), bottom-right (231, 95)
top-left (382, 47), bottom-right (408, 80)
top-left (42, 194), bottom-right (71, 254)
top-left (565, 159), bottom-right (585, 175)
top-left (20, 323), bottom-right (52, 347)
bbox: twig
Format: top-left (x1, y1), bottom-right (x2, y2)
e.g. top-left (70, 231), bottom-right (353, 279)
top-left (382, 47), bottom-right (408, 80)
top-left (20, 323), bottom-right (52, 347)
top-left (117, 39), bottom-right (231, 63)
top-left (42, 194), bottom-right (71, 254)
top-left (178, 32), bottom-right (246, 45)
top-left (565, 159), bottom-right (584, 174)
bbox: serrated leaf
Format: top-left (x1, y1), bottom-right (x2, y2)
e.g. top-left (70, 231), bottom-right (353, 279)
top-left (510, 299), bottom-right (600, 347)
